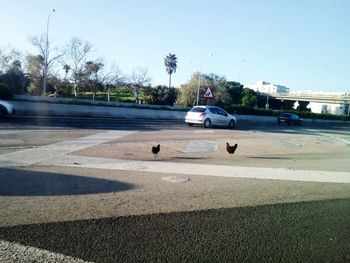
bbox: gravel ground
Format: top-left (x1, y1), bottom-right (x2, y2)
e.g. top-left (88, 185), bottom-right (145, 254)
top-left (0, 240), bottom-right (91, 263)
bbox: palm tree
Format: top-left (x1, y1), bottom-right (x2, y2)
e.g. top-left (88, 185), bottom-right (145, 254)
top-left (63, 64), bottom-right (71, 81)
top-left (164, 53), bottom-right (177, 89)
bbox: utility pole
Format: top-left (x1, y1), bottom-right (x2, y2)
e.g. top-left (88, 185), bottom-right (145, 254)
top-left (42, 9), bottom-right (55, 96)
top-left (196, 53), bottom-right (213, 106)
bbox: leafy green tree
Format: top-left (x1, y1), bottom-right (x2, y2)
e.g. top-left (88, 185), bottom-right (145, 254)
top-left (143, 85), bottom-right (178, 105)
top-left (0, 46), bottom-right (22, 74)
top-left (143, 85), bottom-right (165, 105)
top-left (225, 81), bottom-right (244, 105)
top-left (84, 61), bottom-right (104, 101)
top-left (26, 55), bottom-right (44, 95)
top-left (164, 53), bottom-right (177, 89)
top-left (241, 88), bottom-right (257, 107)
top-left (0, 60), bottom-right (28, 95)
top-left (164, 87), bottom-right (178, 106)
top-left (0, 81), bottom-right (13, 99)
top-left (176, 73), bottom-right (244, 108)
top-left (0, 47), bottom-right (28, 95)
top-left (176, 73), bottom-right (201, 106)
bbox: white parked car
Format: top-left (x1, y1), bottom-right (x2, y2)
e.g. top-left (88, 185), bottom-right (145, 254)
top-left (0, 100), bottom-right (15, 118)
top-left (185, 106), bottom-right (236, 128)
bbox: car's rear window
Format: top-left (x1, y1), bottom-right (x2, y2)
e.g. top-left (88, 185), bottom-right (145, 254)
top-left (280, 113), bottom-right (290, 117)
top-left (191, 107), bottom-right (206, 113)
top-left (209, 108), bottom-right (217, 114)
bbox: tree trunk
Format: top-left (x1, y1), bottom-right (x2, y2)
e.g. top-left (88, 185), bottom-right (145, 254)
top-left (107, 89), bottom-right (110, 102)
top-left (93, 91), bottom-right (95, 101)
top-left (74, 83), bottom-right (78, 97)
top-left (168, 73), bottom-right (172, 89)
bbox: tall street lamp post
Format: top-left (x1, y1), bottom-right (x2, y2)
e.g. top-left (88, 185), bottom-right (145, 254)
top-left (265, 86), bottom-right (270, 109)
top-left (42, 9), bottom-right (55, 96)
top-left (196, 53), bottom-right (213, 106)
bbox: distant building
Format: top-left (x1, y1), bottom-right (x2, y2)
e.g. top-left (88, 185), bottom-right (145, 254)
top-left (292, 91), bottom-right (350, 115)
top-left (245, 81), bottom-right (289, 95)
top-left (307, 102), bottom-right (348, 115)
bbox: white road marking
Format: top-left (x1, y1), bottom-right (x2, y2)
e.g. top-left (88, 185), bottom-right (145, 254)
top-left (183, 140), bottom-right (218, 152)
top-left (43, 154), bottom-right (350, 184)
top-left (0, 240), bottom-right (92, 263)
top-left (307, 129), bottom-right (350, 145)
top-left (162, 176), bottom-right (191, 183)
top-left (194, 130), bottom-right (215, 133)
top-left (0, 130), bottom-right (135, 167)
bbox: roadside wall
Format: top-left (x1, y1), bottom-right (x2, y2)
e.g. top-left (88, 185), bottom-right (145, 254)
top-left (10, 101), bottom-right (187, 120)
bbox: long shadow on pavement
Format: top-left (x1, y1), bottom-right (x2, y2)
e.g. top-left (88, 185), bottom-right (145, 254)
top-left (0, 168), bottom-right (135, 196)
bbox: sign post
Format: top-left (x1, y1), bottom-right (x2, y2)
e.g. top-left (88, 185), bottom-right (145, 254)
top-left (202, 86), bottom-right (215, 105)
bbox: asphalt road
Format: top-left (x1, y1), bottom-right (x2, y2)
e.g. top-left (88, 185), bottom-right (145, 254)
top-left (1, 116), bottom-right (350, 262)
top-left (3, 115), bottom-right (349, 131)
top-left (1, 116), bottom-right (187, 131)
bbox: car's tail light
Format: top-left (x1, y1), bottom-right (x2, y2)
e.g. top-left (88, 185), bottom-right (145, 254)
top-left (199, 113), bottom-right (206, 118)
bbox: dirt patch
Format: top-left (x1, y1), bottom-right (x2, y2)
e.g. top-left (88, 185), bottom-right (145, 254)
top-left (71, 129), bottom-right (348, 167)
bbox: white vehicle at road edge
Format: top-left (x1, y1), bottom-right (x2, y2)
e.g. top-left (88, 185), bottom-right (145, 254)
top-left (185, 106), bottom-right (236, 128)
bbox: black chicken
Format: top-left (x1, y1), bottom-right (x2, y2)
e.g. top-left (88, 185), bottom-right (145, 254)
top-left (152, 144), bottom-right (160, 157)
top-left (226, 142), bottom-right (238, 155)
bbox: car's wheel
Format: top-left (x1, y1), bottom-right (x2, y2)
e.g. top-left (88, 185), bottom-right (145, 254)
top-left (187, 123), bottom-right (193, 126)
top-left (203, 118), bottom-right (211, 128)
top-left (228, 120), bottom-right (235, 129)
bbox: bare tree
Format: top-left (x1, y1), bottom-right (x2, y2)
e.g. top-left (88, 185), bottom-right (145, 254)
top-left (130, 67), bottom-right (151, 103)
top-left (103, 65), bottom-right (125, 102)
top-left (29, 35), bottom-right (64, 96)
top-left (0, 46), bottom-right (23, 74)
top-left (64, 38), bottom-right (92, 97)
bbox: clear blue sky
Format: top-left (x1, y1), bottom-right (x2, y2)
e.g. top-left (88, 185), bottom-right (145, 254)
top-left (1, 0), bottom-right (350, 92)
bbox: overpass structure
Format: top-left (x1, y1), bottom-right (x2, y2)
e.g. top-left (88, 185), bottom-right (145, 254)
top-left (273, 93), bottom-right (350, 104)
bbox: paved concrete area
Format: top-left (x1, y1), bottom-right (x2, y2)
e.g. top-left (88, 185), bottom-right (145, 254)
top-left (1, 123), bottom-right (350, 261)
top-left (43, 154), bottom-right (350, 183)
top-left (0, 130), bottom-right (135, 167)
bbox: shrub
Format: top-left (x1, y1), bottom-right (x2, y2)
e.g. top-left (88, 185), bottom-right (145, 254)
top-left (0, 82), bottom-right (13, 99)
